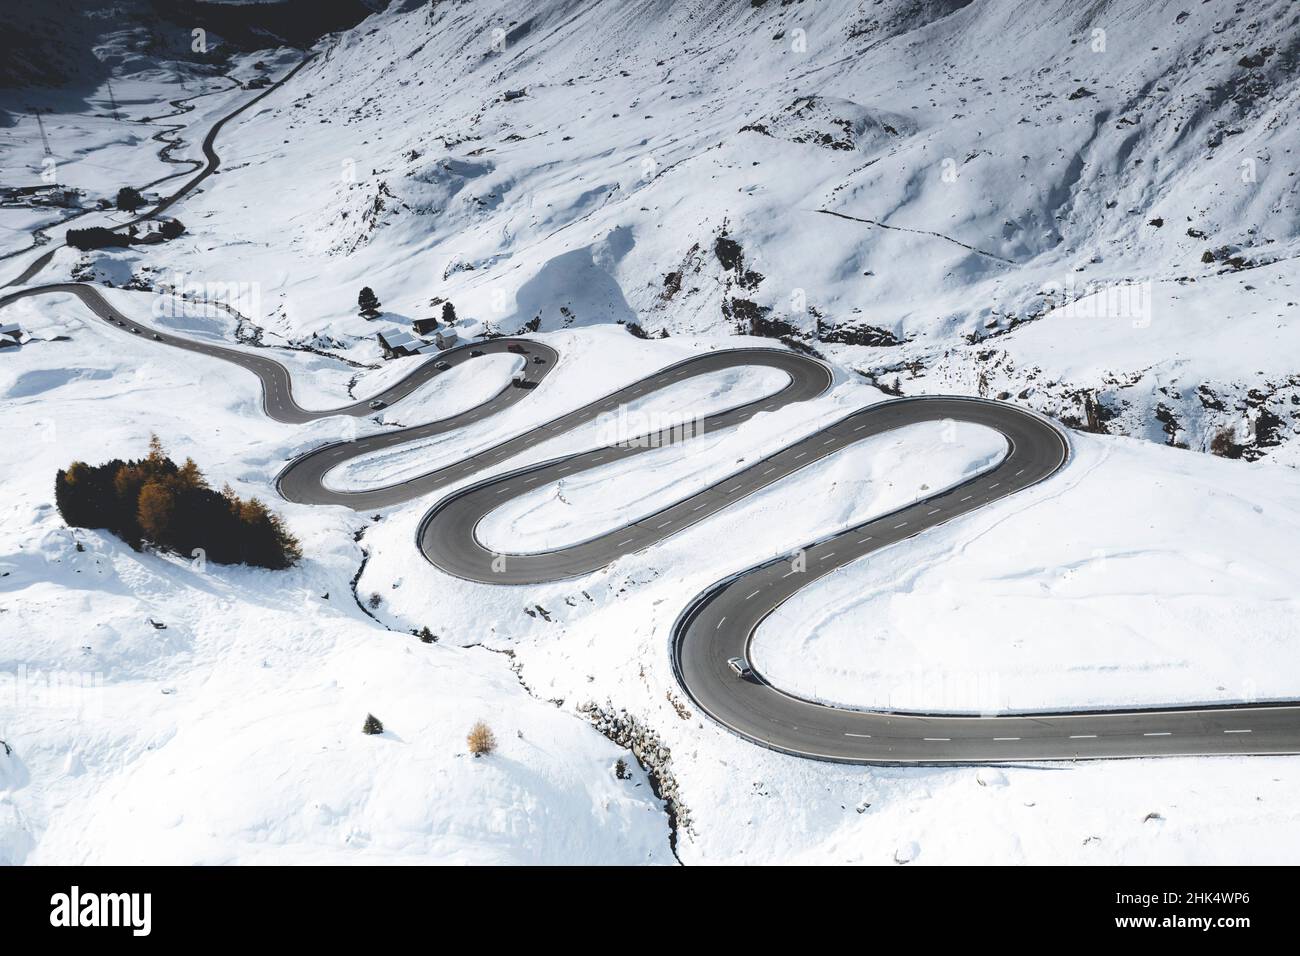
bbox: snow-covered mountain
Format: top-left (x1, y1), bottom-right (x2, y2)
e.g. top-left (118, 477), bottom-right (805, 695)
top-left (3, 0), bottom-right (1300, 866)
top-left (107, 0), bottom-right (1299, 457)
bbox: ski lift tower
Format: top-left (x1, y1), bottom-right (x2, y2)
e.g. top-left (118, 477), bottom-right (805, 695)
top-left (27, 107), bottom-right (53, 158)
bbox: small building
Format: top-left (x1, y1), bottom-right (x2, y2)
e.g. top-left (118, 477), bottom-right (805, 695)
top-left (412, 317), bottom-right (440, 336)
top-left (376, 329), bottom-right (425, 359)
top-left (1, 184), bottom-right (80, 207)
top-left (0, 323), bottom-right (23, 348)
top-left (434, 329), bottom-right (459, 351)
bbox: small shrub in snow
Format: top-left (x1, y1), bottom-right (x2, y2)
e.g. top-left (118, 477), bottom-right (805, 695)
top-left (362, 713), bottom-right (384, 735)
top-left (467, 721), bottom-right (497, 756)
top-left (416, 626), bottom-right (436, 643)
top-left (368, 592), bottom-right (382, 610)
top-left (614, 758), bottom-right (630, 780)
top-left (1210, 427), bottom-right (1241, 458)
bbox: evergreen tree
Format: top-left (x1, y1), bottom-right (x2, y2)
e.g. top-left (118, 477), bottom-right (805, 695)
top-left (441, 301), bottom-right (457, 324)
top-left (116, 186), bottom-right (144, 212)
top-left (357, 287), bottom-right (381, 318)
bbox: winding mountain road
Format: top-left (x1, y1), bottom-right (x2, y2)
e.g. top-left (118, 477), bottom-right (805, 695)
top-left (5, 47), bottom-right (1295, 764)
top-left (6, 279), bottom-right (1298, 764)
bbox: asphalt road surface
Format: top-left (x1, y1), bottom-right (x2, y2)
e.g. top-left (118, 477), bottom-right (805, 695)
top-left (6, 270), bottom-right (1295, 766)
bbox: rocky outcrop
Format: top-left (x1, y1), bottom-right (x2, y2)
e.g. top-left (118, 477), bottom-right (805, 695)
top-left (578, 702), bottom-right (691, 850)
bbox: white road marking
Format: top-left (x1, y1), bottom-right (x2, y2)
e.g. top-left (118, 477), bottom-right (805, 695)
top-left (762, 467), bottom-right (776, 476)
top-left (960, 495), bottom-right (973, 502)
top-left (1223, 729), bottom-right (1253, 734)
top-left (893, 521), bottom-right (908, 529)
top-left (794, 452), bottom-right (806, 459)
top-left (927, 508), bottom-right (940, 515)
top-left (993, 737), bottom-right (1020, 741)
top-left (745, 590), bottom-right (761, 600)
top-left (1143, 732), bottom-right (1172, 737)
top-left (844, 732), bottom-right (872, 739)
top-left (923, 737), bottom-right (951, 742)
top-left (1069, 735), bottom-right (1097, 739)
top-left (715, 616), bottom-right (726, 630)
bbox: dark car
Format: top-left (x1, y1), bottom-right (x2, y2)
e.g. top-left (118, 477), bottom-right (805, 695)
top-left (152, 333), bottom-right (161, 341)
top-left (470, 349), bottom-right (484, 357)
top-left (507, 343), bottom-right (526, 354)
top-left (532, 356), bottom-right (546, 365)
